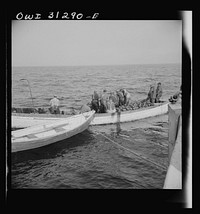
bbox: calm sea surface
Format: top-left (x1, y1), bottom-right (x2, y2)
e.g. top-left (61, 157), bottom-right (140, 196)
top-left (11, 63), bottom-right (181, 189)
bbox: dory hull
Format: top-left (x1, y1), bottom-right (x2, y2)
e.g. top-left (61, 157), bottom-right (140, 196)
top-left (12, 102), bottom-right (169, 129)
top-left (91, 102), bottom-right (168, 125)
top-left (12, 111), bottom-right (95, 153)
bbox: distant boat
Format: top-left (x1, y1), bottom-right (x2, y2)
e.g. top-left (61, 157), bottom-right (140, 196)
top-left (12, 110), bottom-right (95, 153)
top-left (12, 102), bottom-right (169, 129)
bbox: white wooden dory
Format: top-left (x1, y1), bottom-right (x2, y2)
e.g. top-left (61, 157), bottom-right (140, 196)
top-left (12, 102), bottom-right (169, 129)
top-left (91, 102), bottom-right (169, 125)
top-left (12, 110), bottom-right (95, 153)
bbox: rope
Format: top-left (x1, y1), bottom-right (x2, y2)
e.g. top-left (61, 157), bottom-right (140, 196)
top-left (94, 131), bottom-right (167, 171)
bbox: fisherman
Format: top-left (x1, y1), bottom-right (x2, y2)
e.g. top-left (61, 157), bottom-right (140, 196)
top-left (49, 95), bottom-right (60, 114)
top-left (99, 89), bottom-right (109, 113)
top-left (147, 85), bottom-right (156, 104)
top-left (121, 89), bottom-right (131, 106)
top-left (109, 91), bottom-right (119, 107)
top-left (155, 82), bottom-right (162, 103)
top-left (91, 90), bottom-right (100, 113)
top-left (106, 96), bottom-right (116, 113)
top-left (116, 90), bottom-right (125, 106)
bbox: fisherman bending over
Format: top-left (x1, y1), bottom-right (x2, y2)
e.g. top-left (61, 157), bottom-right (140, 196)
top-left (49, 95), bottom-right (60, 114)
top-left (116, 90), bottom-right (125, 106)
top-left (121, 89), bottom-right (131, 106)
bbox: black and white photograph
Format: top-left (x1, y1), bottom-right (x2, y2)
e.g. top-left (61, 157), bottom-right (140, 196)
top-left (8, 10), bottom-right (192, 207)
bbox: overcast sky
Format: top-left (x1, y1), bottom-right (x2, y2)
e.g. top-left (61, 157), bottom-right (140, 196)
top-left (12, 20), bottom-right (182, 66)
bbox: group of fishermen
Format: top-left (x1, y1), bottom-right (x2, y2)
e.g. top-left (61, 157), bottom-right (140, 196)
top-left (48, 82), bottom-right (164, 114)
top-left (90, 88), bottom-right (131, 113)
top-left (89, 82), bottom-right (163, 114)
top-left (147, 82), bottom-right (163, 104)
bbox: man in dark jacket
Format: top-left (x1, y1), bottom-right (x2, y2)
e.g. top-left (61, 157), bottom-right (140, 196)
top-left (147, 85), bottom-right (156, 104)
top-left (91, 90), bottom-right (100, 112)
top-left (116, 90), bottom-right (125, 106)
top-left (155, 82), bottom-right (162, 103)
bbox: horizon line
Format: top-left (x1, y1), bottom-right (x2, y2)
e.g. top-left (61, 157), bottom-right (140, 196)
top-left (12, 62), bottom-right (181, 68)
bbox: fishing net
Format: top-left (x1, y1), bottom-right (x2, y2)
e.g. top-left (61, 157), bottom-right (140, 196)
top-left (117, 98), bottom-right (153, 111)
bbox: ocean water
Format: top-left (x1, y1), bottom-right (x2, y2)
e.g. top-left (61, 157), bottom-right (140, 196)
top-left (11, 63), bottom-right (181, 189)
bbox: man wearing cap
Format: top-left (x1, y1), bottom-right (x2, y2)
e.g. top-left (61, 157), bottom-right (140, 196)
top-left (49, 95), bottom-right (60, 114)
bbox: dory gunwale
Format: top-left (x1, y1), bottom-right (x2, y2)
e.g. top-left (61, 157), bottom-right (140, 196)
top-left (12, 110), bottom-right (95, 153)
top-left (12, 102), bottom-right (169, 128)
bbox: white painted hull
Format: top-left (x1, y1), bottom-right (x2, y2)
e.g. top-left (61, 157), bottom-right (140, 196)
top-left (12, 115), bottom-right (64, 129)
top-left (12, 102), bottom-right (169, 129)
top-left (91, 102), bottom-right (169, 125)
top-left (12, 111), bottom-right (95, 153)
